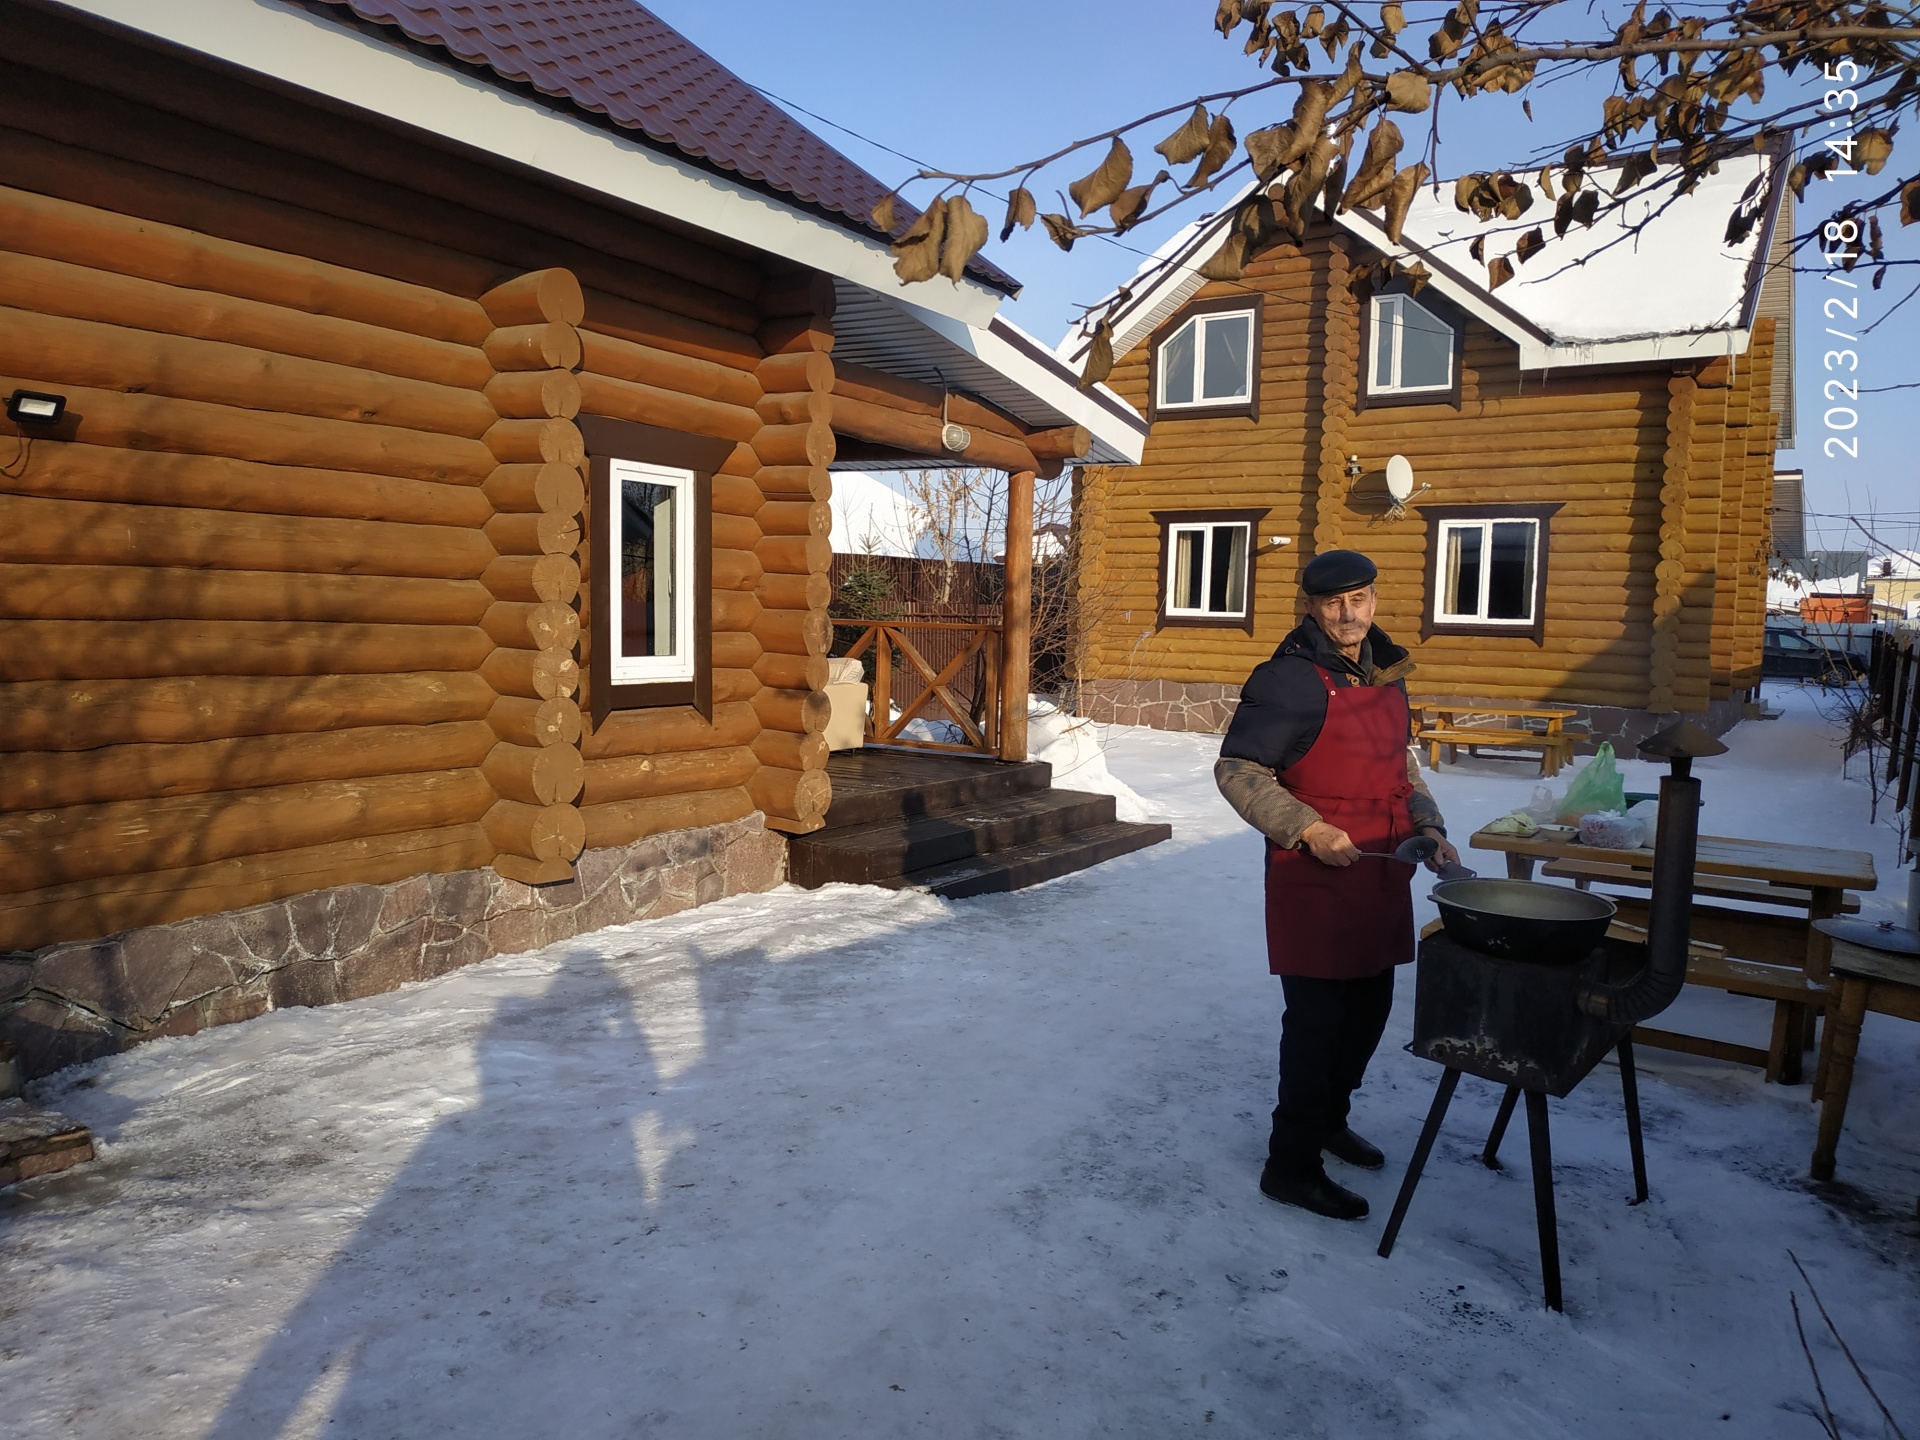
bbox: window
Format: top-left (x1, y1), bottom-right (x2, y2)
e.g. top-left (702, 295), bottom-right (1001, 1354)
top-left (1419, 503), bottom-right (1560, 642)
top-left (1366, 292), bottom-right (1459, 403)
top-left (1150, 297), bottom-right (1262, 420)
top-left (583, 416), bottom-right (733, 724)
top-left (1154, 508), bottom-right (1268, 631)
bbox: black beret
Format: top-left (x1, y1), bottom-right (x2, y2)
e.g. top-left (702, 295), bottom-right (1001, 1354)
top-left (1301, 549), bottom-right (1379, 596)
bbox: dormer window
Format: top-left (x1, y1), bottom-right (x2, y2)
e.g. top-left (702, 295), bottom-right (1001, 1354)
top-left (1150, 297), bottom-right (1261, 419)
top-left (1366, 292), bottom-right (1459, 402)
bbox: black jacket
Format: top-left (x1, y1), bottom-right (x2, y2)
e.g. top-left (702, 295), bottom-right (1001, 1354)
top-left (1219, 618), bottom-right (1413, 773)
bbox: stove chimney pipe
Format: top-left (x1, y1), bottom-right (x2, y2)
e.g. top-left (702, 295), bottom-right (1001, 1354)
top-left (1576, 721), bottom-right (1727, 1024)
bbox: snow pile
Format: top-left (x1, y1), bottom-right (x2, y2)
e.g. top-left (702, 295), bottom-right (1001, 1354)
top-left (1, 689), bottom-right (1914, 1440)
top-left (1028, 697), bottom-right (1154, 822)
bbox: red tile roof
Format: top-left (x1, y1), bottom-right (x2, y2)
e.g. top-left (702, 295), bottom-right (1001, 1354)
top-left (312, 0), bottom-right (1017, 291)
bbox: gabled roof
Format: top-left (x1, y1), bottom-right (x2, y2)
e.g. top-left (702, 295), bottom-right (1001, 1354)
top-left (1060, 149), bottom-right (1787, 374)
top-left (309, 0), bottom-right (1018, 293)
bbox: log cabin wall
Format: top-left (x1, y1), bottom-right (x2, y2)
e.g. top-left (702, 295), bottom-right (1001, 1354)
top-left (1073, 223), bottom-right (1778, 737)
top-left (0, 10), bottom-right (822, 1033)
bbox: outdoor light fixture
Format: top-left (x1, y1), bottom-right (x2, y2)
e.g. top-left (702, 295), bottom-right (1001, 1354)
top-left (1345, 453), bottom-right (1363, 479)
top-left (1266, 535), bottom-right (1293, 547)
top-left (6, 389), bottom-right (67, 426)
top-left (939, 391), bottom-right (971, 454)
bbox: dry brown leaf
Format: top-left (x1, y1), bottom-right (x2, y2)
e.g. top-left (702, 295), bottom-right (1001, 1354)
top-left (1856, 128), bottom-right (1894, 177)
top-left (1515, 226), bottom-right (1545, 264)
top-left (1339, 118), bottom-right (1404, 211)
top-left (1284, 135), bottom-right (1341, 221)
top-left (1495, 178), bottom-right (1534, 221)
top-left (1400, 260), bottom-right (1431, 295)
top-left (1613, 150), bottom-right (1657, 195)
top-left (1570, 189), bottom-right (1600, 228)
top-left (1469, 234), bottom-right (1485, 262)
top-left (1870, 214), bottom-right (1885, 261)
top-left (1380, 0), bottom-right (1405, 36)
top-left (1215, 0), bottom-right (1244, 35)
top-left (1079, 317), bottom-right (1116, 390)
top-left (1200, 230), bottom-right (1251, 280)
top-left (1246, 125), bottom-right (1297, 183)
top-left (1302, 5), bottom-right (1324, 38)
top-left (1187, 113), bottom-right (1239, 190)
top-left (871, 193), bottom-right (898, 234)
top-left (1384, 70), bottom-right (1431, 113)
top-left (1069, 138), bottom-right (1134, 217)
top-left (937, 195), bottom-right (989, 284)
top-left (1382, 162), bottom-right (1429, 242)
top-left (1041, 212), bottom-right (1089, 252)
top-left (1536, 165), bottom-right (1556, 201)
top-left (1331, 42), bottom-right (1366, 103)
top-left (1553, 189), bottom-right (1576, 237)
top-left (1321, 152), bottom-right (1349, 215)
top-left (999, 187), bottom-right (1037, 243)
top-left (1319, 18), bottom-right (1350, 62)
top-left (1110, 171), bottom-right (1171, 231)
top-left (1454, 174), bottom-right (1482, 213)
top-left (892, 199), bottom-right (946, 283)
top-left (1902, 179), bottom-right (1920, 227)
top-left (1487, 255), bottom-right (1514, 290)
top-left (1155, 105), bottom-right (1215, 166)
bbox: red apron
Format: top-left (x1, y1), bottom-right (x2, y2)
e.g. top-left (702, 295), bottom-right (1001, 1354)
top-left (1263, 666), bottom-right (1416, 979)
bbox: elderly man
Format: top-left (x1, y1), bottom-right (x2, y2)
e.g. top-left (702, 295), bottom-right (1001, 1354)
top-left (1214, 549), bottom-right (1459, 1220)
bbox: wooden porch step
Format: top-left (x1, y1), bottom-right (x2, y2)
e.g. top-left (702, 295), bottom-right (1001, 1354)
top-left (875, 819), bottom-right (1175, 899)
top-left (819, 750), bottom-right (1053, 828)
top-left (791, 788), bottom-right (1120, 887)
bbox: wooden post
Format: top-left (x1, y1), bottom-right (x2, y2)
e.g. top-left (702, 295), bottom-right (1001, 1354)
top-left (999, 469), bottom-right (1035, 763)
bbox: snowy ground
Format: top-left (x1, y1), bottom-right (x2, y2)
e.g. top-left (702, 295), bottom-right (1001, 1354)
top-left (3, 686), bottom-right (1916, 1439)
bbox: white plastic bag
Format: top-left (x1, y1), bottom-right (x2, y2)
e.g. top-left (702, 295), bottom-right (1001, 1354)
top-left (1577, 811), bottom-right (1646, 850)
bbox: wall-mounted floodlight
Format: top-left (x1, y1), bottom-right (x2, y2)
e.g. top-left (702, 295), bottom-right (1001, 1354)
top-left (6, 390), bottom-right (67, 426)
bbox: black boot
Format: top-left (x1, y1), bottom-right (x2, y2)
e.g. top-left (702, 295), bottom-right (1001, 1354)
top-left (1259, 1164), bottom-right (1370, 1220)
top-left (1324, 1127), bottom-right (1385, 1170)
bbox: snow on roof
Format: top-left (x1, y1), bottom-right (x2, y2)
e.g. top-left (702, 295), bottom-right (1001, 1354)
top-left (1871, 550), bottom-right (1920, 580)
top-left (1061, 149), bottom-right (1783, 374)
top-left (828, 472), bottom-right (928, 558)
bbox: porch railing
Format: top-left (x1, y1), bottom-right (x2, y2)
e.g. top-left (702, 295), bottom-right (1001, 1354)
top-left (831, 618), bottom-right (1005, 757)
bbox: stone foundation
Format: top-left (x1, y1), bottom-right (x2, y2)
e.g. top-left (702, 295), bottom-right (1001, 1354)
top-left (1074, 678), bottom-right (1752, 751)
top-left (0, 815), bottom-right (787, 1082)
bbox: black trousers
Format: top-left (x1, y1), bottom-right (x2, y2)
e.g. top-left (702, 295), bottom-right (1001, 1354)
top-left (1266, 970), bottom-right (1397, 1178)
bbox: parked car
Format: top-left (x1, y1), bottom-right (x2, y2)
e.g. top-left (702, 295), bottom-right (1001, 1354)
top-left (1763, 621), bottom-right (1865, 685)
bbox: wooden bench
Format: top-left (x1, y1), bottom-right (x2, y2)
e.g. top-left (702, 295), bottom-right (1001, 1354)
top-left (1541, 859), bottom-right (1863, 915)
top-left (1417, 726), bottom-right (1575, 776)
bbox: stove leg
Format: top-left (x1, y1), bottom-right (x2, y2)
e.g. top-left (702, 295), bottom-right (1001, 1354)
top-left (1481, 1085), bottom-right (1521, 1169)
top-left (1617, 1038), bottom-right (1649, 1204)
top-left (1378, 1067), bottom-right (1460, 1260)
top-left (1524, 1090), bottom-right (1563, 1313)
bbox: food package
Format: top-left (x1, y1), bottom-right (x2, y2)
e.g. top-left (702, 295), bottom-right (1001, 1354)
top-left (1483, 812), bottom-right (1541, 837)
top-left (1577, 810), bottom-right (1646, 849)
top-left (1558, 742), bottom-right (1626, 823)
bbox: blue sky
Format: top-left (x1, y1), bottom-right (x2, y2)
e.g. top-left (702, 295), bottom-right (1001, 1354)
top-left (647, 1), bottom-right (1919, 558)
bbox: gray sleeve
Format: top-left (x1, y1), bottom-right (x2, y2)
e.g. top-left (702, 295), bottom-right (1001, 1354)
top-left (1213, 756), bottom-right (1323, 849)
top-left (1407, 749), bottom-right (1446, 835)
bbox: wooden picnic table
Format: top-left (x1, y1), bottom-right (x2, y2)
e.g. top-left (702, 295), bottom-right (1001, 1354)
top-left (1467, 826), bottom-right (1878, 1082)
top-left (1415, 704), bottom-right (1583, 777)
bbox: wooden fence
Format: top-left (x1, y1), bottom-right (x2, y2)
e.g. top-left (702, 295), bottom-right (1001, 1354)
top-left (1869, 624), bottom-right (1920, 852)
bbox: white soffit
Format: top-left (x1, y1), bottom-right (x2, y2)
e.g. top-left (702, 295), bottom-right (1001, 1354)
top-left (56, 0), bottom-right (1006, 330)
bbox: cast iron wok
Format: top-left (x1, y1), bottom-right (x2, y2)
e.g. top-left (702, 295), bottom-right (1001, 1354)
top-left (1429, 879), bottom-right (1617, 965)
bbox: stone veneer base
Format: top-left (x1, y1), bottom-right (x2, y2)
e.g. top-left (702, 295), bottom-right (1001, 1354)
top-left (0, 815), bottom-right (787, 1082)
top-left (1074, 679), bottom-right (1751, 750)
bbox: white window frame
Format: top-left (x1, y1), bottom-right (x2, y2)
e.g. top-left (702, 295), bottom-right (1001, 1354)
top-left (1155, 308), bottom-right (1256, 411)
top-left (1432, 516), bottom-right (1542, 626)
top-left (1163, 519), bottom-right (1253, 620)
top-left (603, 457), bottom-right (697, 685)
top-left (1369, 292), bottom-right (1456, 396)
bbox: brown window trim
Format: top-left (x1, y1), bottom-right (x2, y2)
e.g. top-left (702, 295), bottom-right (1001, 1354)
top-left (1416, 501), bottom-right (1562, 645)
top-left (1152, 507), bottom-right (1270, 634)
top-left (1147, 293), bottom-right (1264, 424)
top-left (582, 415), bottom-right (734, 728)
top-left (1356, 285), bottom-right (1465, 413)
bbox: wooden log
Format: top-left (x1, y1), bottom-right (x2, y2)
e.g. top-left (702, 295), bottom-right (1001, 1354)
top-left (0, 823), bottom-right (496, 954)
top-left (754, 465), bottom-right (830, 502)
top-left (0, 374), bottom-right (497, 484)
top-left (484, 510), bottom-right (582, 558)
top-left (713, 668), bottom-right (761, 704)
top-left (713, 548), bottom-right (764, 591)
top-left (829, 393), bottom-right (1037, 473)
top-left (582, 744), bottom-right (758, 806)
top-left (757, 389), bottom-right (832, 427)
top-left (575, 372), bottom-right (760, 444)
top-left (578, 330), bottom-right (760, 409)
top-left (485, 418), bottom-right (585, 467)
top-left (756, 534), bottom-right (832, 576)
top-left (753, 652), bottom-right (828, 694)
top-left (484, 322), bottom-right (582, 373)
top-left (710, 631), bottom-right (764, 671)
top-left (713, 473), bottom-right (765, 517)
top-left (756, 349), bottom-right (833, 397)
top-left (0, 179), bottom-right (492, 345)
top-left (0, 249), bottom-right (492, 391)
top-left (480, 647), bottom-right (579, 701)
top-left (752, 422), bottom-right (835, 469)
top-left (757, 316), bottom-right (833, 360)
top-left (747, 766), bottom-right (831, 832)
top-left (753, 609), bottom-right (831, 658)
top-left (483, 798), bottom-right (586, 864)
top-left (482, 462), bottom-right (585, 517)
top-left (2, 440), bottom-right (492, 527)
top-left (0, 768), bottom-right (496, 895)
top-left (481, 268), bottom-right (586, 328)
top-left (1000, 469), bottom-right (1034, 762)
top-left (482, 601), bottom-right (580, 652)
top-left (583, 699), bottom-right (758, 760)
top-left (712, 589), bottom-right (763, 634)
top-left (490, 695), bottom-right (582, 750)
top-left (580, 786), bottom-right (753, 852)
top-left (0, 721), bottom-right (496, 813)
top-left (482, 555), bottom-right (581, 605)
top-left (581, 287), bottom-right (761, 369)
top-left (0, 563), bottom-right (491, 626)
top-left (752, 728), bottom-right (829, 774)
top-left (0, 303), bottom-right (497, 438)
top-left (757, 571), bottom-right (831, 614)
top-left (753, 686), bottom-right (831, 737)
top-left (484, 369), bottom-right (582, 421)
top-left (484, 739), bottom-right (584, 807)
top-left (2, 619), bottom-right (493, 683)
top-left (756, 499), bottom-right (831, 538)
top-left (714, 513), bottom-right (761, 555)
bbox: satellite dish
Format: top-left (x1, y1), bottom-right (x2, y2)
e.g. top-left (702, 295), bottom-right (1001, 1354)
top-left (1385, 454), bottom-right (1416, 503)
